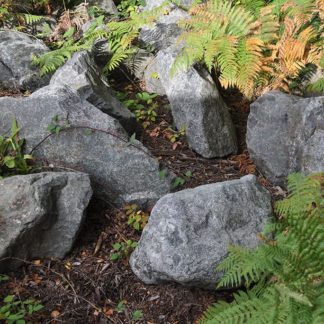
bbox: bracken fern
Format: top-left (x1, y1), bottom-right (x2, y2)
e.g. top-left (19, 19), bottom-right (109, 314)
top-left (173, 0), bottom-right (324, 97)
top-left (201, 172), bottom-right (324, 324)
top-left (33, 2), bottom-right (171, 74)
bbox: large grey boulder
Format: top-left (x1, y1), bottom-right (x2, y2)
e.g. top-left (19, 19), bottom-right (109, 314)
top-left (247, 90), bottom-right (324, 186)
top-left (0, 172), bottom-right (92, 272)
top-left (50, 51), bottom-right (140, 135)
top-left (138, 5), bottom-right (237, 157)
top-left (130, 175), bottom-right (271, 288)
top-left (0, 85), bottom-right (174, 206)
top-left (0, 30), bottom-right (50, 91)
top-left (154, 45), bottom-right (237, 158)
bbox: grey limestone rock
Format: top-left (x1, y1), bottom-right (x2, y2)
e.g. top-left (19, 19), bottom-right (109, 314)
top-left (130, 175), bottom-right (272, 288)
top-left (0, 30), bottom-right (50, 91)
top-left (50, 51), bottom-right (140, 135)
top-left (0, 172), bottom-right (92, 272)
top-left (139, 6), bottom-right (189, 51)
top-left (154, 45), bottom-right (237, 158)
top-left (247, 90), bottom-right (324, 185)
top-left (88, 0), bottom-right (118, 14)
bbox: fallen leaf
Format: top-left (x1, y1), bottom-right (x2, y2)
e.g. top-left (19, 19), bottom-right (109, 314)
top-left (149, 127), bottom-right (160, 138)
top-left (64, 262), bottom-right (72, 270)
top-left (259, 177), bottom-right (270, 186)
top-left (93, 233), bottom-right (104, 256)
top-left (51, 310), bottom-right (60, 318)
top-left (104, 307), bottom-right (114, 316)
top-left (172, 142), bottom-right (179, 150)
top-left (32, 274), bottom-right (43, 284)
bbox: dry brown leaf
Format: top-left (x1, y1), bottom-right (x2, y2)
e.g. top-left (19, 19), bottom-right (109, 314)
top-left (51, 310), bottom-right (60, 318)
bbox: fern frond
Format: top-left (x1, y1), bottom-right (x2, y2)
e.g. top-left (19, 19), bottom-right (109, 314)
top-left (104, 48), bottom-right (134, 71)
top-left (235, 37), bottom-right (264, 96)
top-left (32, 44), bottom-right (83, 75)
top-left (175, 0), bottom-right (322, 96)
top-left (34, 2), bottom-right (170, 74)
top-left (202, 173), bottom-right (324, 324)
top-left (216, 244), bottom-right (275, 288)
top-left (202, 287), bottom-right (280, 324)
top-left (307, 76), bottom-right (324, 93)
top-left (236, 0), bottom-right (266, 16)
top-left (170, 47), bottom-right (198, 76)
top-left (22, 13), bottom-right (43, 25)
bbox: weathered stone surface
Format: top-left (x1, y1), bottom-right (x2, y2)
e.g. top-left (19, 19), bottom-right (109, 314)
top-left (154, 45), bottom-right (237, 158)
top-left (143, 55), bottom-right (166, 95)
top-left (88, 0), bottom-right (118, 14)
top-left (50, 51), bottom-right (140, 135)
top-left (144, 0), bottom-right (197, 10)
top-left (0, 30), bottom-right (50, 91)
top-left (91, 38), bottom-right (113, 68)
top-left (124, 49), bottom-right (154, 79)
top-left (0, 172), bottom-right (92, 272)
top-left (247, 90), bottom-right (324, 186)
top-left (0, 85), bottom-right (174, 206)
top-left (139, 6), bottom-right (189, 51)
top-left (130, 175), bottom-right (271, 288)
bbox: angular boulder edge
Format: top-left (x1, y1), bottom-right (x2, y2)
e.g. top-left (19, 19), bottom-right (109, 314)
top-left (130, 175), bottom-right (272, 289)
top-left (0, 172), bottom-right (93, 272)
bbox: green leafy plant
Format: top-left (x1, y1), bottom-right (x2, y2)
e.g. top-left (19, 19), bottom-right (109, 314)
top-left (0, 275), bottom-right (9, 282)
top-left (117, 0), bottom-right (146, 18)
top-left (159, 168), bottom-right (169, 179)
top-left (0, 294), bottom-right (44, 324)
top-left (124, 204), bottom-right (149, 231)
top-left (47, 115), bottom-right (70, 135)
top-left (167, 126), bottom-right (185, 143)
top-left (132, 309), bottom-right (143, 321)
top-left (110, 240), bottom-right (138, 261)
top-left (127, 133), bottom-right (137, 146)
top-left (135, 91), bottom-right (157, 104)
top-left (33, 2), bottom-right (170, 75)
top-left (116, 91), bottom-right (158, 128)
top-left (201, 172), bottom-right (324, 324)
top-left (172, 176), bottom-right (186, 188)
top-left (0, 119), bottom-right (32, 178)
top-left (115, 301), bottom-right (126, 313)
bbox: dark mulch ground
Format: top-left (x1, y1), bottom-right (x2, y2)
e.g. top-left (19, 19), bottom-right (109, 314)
top-left (0, 87), bottom-right (28, 97)
top-left (0, 84), bottom-right (283, 323)
top-left (0, 201), bottom-right (236, 324)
